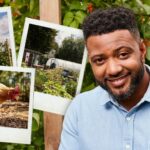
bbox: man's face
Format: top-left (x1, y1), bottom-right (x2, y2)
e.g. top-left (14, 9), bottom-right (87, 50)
top-left (87, 30), bottom-right (146, 101)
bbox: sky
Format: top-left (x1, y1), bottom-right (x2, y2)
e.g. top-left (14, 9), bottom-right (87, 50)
top-left (0, 12), bottom-right (9, 43)
top-left (55, 30), bottom-right (82, 47)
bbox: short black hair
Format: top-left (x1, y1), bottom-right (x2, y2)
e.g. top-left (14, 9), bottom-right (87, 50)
top-left (82, 7), bottom-right (140, 41)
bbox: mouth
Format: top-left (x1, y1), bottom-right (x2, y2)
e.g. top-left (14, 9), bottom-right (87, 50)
top-left (106, 73), bottom-right (130, 88)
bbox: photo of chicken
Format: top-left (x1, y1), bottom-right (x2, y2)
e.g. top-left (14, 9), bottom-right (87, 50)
top-left (0, 70), bottom-right (31, 129)
top-left (0, 83), bottom-right (20, 104)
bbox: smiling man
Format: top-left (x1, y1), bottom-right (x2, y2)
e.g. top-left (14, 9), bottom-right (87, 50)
top-left (59, 7), bottom-right (150, 150)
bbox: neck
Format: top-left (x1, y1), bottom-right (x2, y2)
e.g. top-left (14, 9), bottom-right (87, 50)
top-left (119, 67), bottom-right (150, 111)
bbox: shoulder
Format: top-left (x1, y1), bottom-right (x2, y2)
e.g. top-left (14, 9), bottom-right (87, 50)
top-left (71, 86), bottom-right (101, 106)
top-left (77, 86), bottom-right (101, 98)
top-left (73, 86), bottom-right (108, 105)
top-left (65, 86), bottom-right (108, 115)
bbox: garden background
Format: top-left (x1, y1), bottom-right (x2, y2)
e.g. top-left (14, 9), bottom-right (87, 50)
top-left (0, 0), bottom-right (150, 149)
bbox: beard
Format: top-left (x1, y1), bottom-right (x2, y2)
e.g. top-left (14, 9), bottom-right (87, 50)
top-left (97, 63), bottom-right (145, 102)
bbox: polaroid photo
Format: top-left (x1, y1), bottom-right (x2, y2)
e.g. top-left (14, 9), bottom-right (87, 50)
top-left (0, 7), bottom-right (16, 66)
top-left (18, 18), bottom-right (87, 115)
top-left (0, 66), bottom-right (35, 144)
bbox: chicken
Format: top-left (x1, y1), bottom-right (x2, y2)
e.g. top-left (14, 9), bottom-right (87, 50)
top-left (0, 83), bottom-right (20, 104)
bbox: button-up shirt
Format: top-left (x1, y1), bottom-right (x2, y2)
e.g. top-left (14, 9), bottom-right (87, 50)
top-left (59, 71), bottom-right (150, 150)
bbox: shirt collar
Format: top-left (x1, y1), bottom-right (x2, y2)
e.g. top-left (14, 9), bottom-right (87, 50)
top-left (141, 64), bottom-right (150, 102)
top-left (142, 82), bottom-right (150, 102)
top-left (96, 86), bottom-right (112, 106)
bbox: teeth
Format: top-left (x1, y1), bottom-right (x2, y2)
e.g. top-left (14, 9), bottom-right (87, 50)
top-left (113, 77), bottom-right (124, 81)
top-left (107, 75), bottom-right (128, 87)
top-left (108, 75), bottom-right (127, 81)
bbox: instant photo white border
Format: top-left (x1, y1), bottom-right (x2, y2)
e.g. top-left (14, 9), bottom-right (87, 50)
top-left (0, 66), bottom-right (35, 144)
top-left (0, 7), bottom-right (16, 66)
top-left (18, 18), bottom-right (87, 115)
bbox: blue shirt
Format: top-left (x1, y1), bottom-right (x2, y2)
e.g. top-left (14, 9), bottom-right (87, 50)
top-left (59, 76), bottom-right (150, 150)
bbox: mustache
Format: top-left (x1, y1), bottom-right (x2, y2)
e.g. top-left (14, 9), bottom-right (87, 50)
top-left (104, 72), bottom-right (131, 81)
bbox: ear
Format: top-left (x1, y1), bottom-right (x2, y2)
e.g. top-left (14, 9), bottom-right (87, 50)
top-left (140, 40), bottom-right (147, 63)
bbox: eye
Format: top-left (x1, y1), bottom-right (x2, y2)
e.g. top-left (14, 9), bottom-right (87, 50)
top-left (93, 57), bottom-right (105, 65)
top-left (119, 52), bottom-right (129, 59)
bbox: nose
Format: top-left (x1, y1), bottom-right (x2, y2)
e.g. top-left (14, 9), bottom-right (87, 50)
top-left (106, 58), bottom-right (123, 76)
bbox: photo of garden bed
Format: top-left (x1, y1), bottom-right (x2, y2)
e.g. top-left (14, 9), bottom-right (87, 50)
top-left (35, 67), bottom-right (78, 99)
top-left (0, 101), bottom-right (28, 128)
top-left (22, 23), bottom-right (85, 99)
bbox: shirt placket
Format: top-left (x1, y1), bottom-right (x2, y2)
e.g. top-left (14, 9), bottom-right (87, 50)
top-left (123, 112), bottom-right (135, 150)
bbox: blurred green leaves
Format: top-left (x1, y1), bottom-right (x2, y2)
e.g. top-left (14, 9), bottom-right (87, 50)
top-left (62, 1), bottom-right (88, 28)
top-left (63, 10), bottom-right (87, 28)
top-left (32, 112), bottom-right (40, 131)
top-left (62, 0), bottom-right (150, 38)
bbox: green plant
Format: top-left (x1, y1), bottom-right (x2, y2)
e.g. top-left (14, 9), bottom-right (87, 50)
top-left (65, 79), bottom-right (77, 96)
top-left (0, 40), bottom-right (12, 66)
top-left (25, 24), bottom-right (58, 54)
top-left (43, 80), bottom-right (73, 99)
top-left (35, 69), bottom-right (48, 91)
top-left (81, 62), bottom-right (96, 92)
top-left (62, 1), bottom-right (88, 28)
top-left (56, 37), bottom-right (84, 63)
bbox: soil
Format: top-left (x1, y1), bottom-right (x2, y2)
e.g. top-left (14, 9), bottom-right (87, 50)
top-left (0, 101), bottom-right (29, 128)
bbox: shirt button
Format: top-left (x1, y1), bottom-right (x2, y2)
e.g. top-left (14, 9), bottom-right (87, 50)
top-left (126, 117), bottom-right (131, 121)
top-left (125, 144), bottom-right (130, 149)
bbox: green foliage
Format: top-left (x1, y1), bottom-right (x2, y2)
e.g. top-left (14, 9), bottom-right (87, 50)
top-left (43, 80), bottom-right (73, 99)
top-left (63, 11), bottom-right (74, 26)
top-left (62, 1), bottom-right (88, 28)
top-left (25, 25), bottom-right (58, 54)
top-left (35, 68), bottom-right (64, 92)
top-left (62, 0), bottom-right (150, 37)
top-left (32, 112), bottom-right (40, 132)
top-left (35, 68), bottom-right (78, 99)
top-left (65, 79), bottom-right (77, 96)
top-left (35, 69), bottom-right (48, 91)
top-left (63, 10), bottom-right (87, 28)
top-left (56, 37), bottom-right (84, 63)
top-left (31, 110), bottom-right (44, 149)
top-left (0, 40), bottom-right (12, 66)
top-left (45, 68), bottom-right (64, 84)
top-left (81, 62), bottom-right (96, 92)
top-left (146, 47), bottom-right (150, 61)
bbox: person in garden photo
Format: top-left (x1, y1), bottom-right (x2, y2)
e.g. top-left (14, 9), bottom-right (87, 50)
top-left (59, 6), bottom-right (150, 150)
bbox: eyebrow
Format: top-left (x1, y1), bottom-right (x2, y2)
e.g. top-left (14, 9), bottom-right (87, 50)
top-left (113, 46), bottom-right (133, 55)
top-left (90, 54), bottom-right (105, 62)
top-left (90, 46), bottom-right (133, 60)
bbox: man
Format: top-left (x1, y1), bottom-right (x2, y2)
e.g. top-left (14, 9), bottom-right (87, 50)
top-left (59, 7), bottom-right (150, 150)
